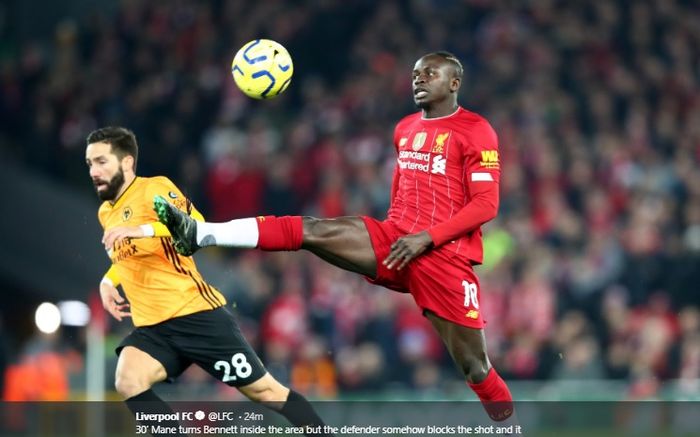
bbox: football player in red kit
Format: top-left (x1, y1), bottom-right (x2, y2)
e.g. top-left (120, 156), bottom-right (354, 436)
top-left (154, 52), bottom-right (514, 423)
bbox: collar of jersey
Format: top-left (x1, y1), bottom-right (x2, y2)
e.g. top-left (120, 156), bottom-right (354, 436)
top-left (421, 106), bottom-right (462, 121)
top-left (110, 176), bottom-right (140, 209)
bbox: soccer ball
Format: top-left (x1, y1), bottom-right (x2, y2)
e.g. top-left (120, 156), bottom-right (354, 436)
top-left (231, 39), bottom-right (293, 99)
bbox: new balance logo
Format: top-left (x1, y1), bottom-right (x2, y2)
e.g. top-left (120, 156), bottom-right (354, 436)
top-left (431, 155), bottom-right (446, 175)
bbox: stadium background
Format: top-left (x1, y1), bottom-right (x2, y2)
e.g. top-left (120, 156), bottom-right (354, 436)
top-left (0, 0), bottom-right (699, 405)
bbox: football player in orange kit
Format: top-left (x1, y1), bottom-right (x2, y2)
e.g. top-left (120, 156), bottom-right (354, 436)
top-left (86, 126), bottom-right (331, 437)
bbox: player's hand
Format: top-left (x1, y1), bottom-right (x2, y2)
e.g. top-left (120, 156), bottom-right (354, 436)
top-left (383, 231), bottom-right (434, 271)
top-left (102, 226), bottom-right (145, 251)
top-left (99, 280), bottom-right (131, 321)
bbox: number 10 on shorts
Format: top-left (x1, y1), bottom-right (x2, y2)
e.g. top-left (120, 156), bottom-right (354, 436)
top-left (462, 280), bottom-right (479, 309)
top-left (214, 353), bottom-right (253, 382)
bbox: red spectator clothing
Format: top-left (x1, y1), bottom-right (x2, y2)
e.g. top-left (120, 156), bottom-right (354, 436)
top-left (260, 292), bottom-right (308, 350)
top-left (394, 300), bottom-right (444, 362)
top-left (387, 107), bottom-right (500, 265)
top-left (206, 157), bottom-right (265, 221)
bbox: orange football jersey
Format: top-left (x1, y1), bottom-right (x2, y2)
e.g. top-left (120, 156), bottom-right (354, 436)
top-left (98, 176), bottom-right (225, 326)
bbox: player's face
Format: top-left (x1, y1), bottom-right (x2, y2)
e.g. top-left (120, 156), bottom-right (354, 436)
top-left (86, 142), bottom-right (126, 201)
top-left (412, 56), bottom-right (459, 109)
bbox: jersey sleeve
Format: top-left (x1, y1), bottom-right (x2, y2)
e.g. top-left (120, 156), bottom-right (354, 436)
top-left (390, 123), bottom-right (403, 206)
top-left (464, 119), bottom-right (501, 194)
top-left (102, 264), bottom-right (121, 287)
top-left (97, 204), bottom-right (108, 230)
top-left (146, 176), bottom-right (205, 221)
top-left (427, 119), bottom-right (500, 247)
top-left (389, 165), bottom-right (400, 206)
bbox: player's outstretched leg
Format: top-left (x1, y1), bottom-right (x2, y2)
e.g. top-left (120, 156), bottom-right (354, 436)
top-left (153, 196), bottom-right (377, 278)
top-left (153, 195), bottom-right (201, 255)
top-left (153, 194), bottom-right (302, 256)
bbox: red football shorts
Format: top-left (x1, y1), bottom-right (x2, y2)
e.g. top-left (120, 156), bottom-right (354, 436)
top-left (361, 216), bottom-right (484, 329)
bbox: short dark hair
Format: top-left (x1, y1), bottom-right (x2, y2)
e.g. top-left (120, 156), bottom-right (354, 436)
top-left (86, 126), bottom-right (138, 170)
top-left (426, 51), bottom-right (464, 79)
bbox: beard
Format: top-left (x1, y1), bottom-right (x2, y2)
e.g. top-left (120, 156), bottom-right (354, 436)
top-left (415, 99), bottom-right (430, 109)
top-left (95, 167), bottom-right (125, 201)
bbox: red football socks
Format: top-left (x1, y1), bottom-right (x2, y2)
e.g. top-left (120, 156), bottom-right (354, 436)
top-left (468, 368), bottom-right (514, 421)
top-left (256, 216), bottom-right (304, 251)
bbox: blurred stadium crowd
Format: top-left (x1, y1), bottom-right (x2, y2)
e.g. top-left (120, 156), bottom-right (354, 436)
top-left (1, 0), bottom-right (700, 400)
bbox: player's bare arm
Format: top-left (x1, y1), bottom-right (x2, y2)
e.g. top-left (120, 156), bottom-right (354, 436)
top-left (102, 216), bottom-right (189, 250)
top-left (383, 230), bottom-right (434, 271)
top-left (102, 225), bottom-right (148, 250)
top-left (99, 279), bottom-right (130, 321)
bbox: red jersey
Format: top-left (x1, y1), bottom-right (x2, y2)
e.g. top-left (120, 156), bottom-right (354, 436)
top-left (387, 107), bottom-right (500, 264)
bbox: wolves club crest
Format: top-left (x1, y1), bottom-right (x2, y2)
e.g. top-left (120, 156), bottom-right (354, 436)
top-left (122, 206), bottom-right (133, 221)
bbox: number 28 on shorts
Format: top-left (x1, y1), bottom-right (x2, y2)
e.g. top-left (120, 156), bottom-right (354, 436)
top-left (214, 353), bottom-right (253, 383)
